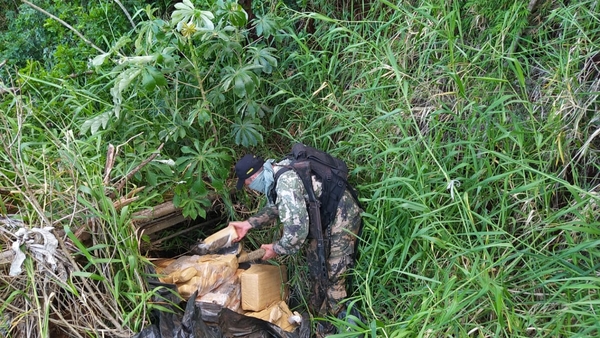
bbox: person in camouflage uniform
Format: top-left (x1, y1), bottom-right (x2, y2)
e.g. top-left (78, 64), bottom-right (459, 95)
top-left (229, 153), bottom-right (362, 322)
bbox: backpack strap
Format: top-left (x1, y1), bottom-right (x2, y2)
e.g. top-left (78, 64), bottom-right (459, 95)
top-left (289, 161), bottom-right (329, 308)
top-left (267, 165), bottom-right (291, 204)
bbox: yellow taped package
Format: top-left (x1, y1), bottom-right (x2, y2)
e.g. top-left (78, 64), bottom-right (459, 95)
top-left (196, 269), bottom-right (244, 321)
top-left (157, 256), bottom-right (198, 284)
top-left (159, 255), bottom-right (200, 274)
top-left (245, 300), bottom-right (299, 332)
top-left (159, 254), bottom-right (238, 298)
top-left (202, 225), bottom-right (238, 247)
top-left (240, 264), bottom-right (287, 311)
top-left (197, 269), bottom-right (243, 310)
top-left (152, 258), bottom-right (176, 274)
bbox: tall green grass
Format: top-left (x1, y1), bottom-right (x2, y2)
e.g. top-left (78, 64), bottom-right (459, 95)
top-left (271, 0), bottom-right (600, 336)
top-left (0, 87), bottom-right (176, 337)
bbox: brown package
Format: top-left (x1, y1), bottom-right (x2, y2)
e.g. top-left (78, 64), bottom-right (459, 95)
top-left (240, 264), bottom-right (287, 312)
top-left (244, 300), bottom-right (299, 332)
top-left (196, 269), bottom-right (244, 322)
top-left (160, 254), bottom-right (239, 298)
top-left (197, 269), bottom-right (243, 310)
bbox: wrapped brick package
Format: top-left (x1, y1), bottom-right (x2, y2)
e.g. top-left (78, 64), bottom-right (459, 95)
top-left (240, 264), bottom-right (287, 312)
top-left (196, 269), bottom-right (244, 322)
top-left (158, 254), bottom-right (239, 298)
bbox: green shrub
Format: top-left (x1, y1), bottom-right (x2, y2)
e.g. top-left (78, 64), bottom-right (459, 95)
top-left (0, 0), bottom-right (142, 79)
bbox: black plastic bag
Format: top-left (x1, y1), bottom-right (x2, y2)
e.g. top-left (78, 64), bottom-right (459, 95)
top-left (134, 282), bottom-right (220, 338)
top-left (134, 280), bottom-right (310, 338)
top-left (218, 307), bottom-right (310, 338)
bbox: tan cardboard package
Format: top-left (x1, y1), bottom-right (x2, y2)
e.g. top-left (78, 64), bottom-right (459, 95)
top-left (240, 264), bottom-right (287, 312)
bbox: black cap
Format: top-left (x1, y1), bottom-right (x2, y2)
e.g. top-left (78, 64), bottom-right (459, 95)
top-left (234, 154), bottom-right (264, 189)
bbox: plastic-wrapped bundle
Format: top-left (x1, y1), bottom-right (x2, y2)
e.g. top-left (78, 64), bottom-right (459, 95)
top-left (158, 254), bottom-right (238, 298)
top-left (197, 269), bottom-right (242, 310)
top-left (196, 269), bottom-right (244, 322)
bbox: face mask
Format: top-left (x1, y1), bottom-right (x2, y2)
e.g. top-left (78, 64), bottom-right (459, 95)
top-left (248, 160), bottom-right (275, 201)
top-left (248, 170), bottom-right (267, 193)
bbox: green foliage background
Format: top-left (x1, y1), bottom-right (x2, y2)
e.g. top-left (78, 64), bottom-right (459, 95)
top-left (1, 0), bottom-right (599, 337)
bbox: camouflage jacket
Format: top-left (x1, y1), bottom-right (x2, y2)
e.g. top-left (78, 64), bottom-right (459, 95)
top-left (247, 159), bottom-right (323, 255)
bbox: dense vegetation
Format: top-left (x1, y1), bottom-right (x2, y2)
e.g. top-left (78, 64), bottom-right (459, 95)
top-left (1, 0), bottom-right (599, 337)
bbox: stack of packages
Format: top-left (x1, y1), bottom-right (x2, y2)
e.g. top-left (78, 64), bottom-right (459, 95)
top-left (155, 254), bottom-right (242, 320)
top-left (154, 234), bottom-right (300, 332)
top-left (239, 263), bottom-right (301, 332)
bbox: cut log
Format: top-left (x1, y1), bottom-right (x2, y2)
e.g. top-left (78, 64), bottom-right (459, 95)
top-left (132, 201), bottom-right (180, 224)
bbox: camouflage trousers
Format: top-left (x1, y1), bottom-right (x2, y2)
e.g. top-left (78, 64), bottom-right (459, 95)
top-left (306, 189), bottom-right (362, 317)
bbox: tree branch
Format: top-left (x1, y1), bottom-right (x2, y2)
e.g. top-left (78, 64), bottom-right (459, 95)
top-left (22, 0), bottom-right (106, 54)
top-left (112, 143), bottom-right (164, 195)
top-left (113, 0), bottom-right (136, 30)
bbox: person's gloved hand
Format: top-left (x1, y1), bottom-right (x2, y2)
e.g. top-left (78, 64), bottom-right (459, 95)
top-left (229, 220), bottom-right (252, 241)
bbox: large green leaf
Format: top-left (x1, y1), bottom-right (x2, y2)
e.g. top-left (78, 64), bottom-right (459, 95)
top-left (253, 13), bottom-right (279, 38)
top-left (175, 139), bottom-right (233, 182)
top-left (221, 65), bottom-right (262, 98)
top-left (232, 118), bottom-right (264, 146)
top-left (216, 0), bottom-right (248, 28)
top-left (81, 111), bottom-right (111, 135)
top-left (247, 46), bottom-right (278, 74)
